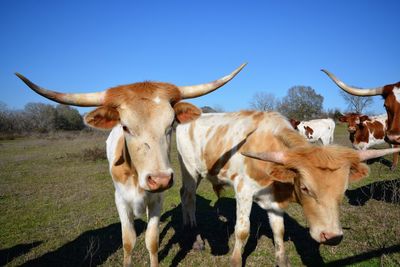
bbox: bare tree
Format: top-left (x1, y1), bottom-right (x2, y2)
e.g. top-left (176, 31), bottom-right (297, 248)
top-left (249, 92), bottom-right (278, 111)
top-left (340, 91), bottom-right (374, 114)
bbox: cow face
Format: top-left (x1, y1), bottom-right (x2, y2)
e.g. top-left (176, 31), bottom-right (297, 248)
top-left (289, 119), bottom-right (300, 130)
top-left (85, 83), bottom-right (201, 192)
top-left (242, 145), bottom-right (376, 246)
top-left (339, 113), bottom-right (369, 134)
top-left (383, 84), bottom-right (400, 144)
top-left (286, 147), bottom-right (370, 245)
top-left (16, 64), bottom-right (246, 192)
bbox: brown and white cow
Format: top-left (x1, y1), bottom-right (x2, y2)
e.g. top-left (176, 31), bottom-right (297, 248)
top-left (290, 118), bottom-right (335, 145)
top-left (322, 69), bottom-right (400, 144)
top-left (176, 110), bottom-right (400, 267)
top-left (338, 113), bottom-right (398, 170)
top-left (16, 63), bottom-right (246, 267)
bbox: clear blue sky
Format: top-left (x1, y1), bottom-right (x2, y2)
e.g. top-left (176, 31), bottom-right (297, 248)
top-left (1, 0), bottom-right (399, 115)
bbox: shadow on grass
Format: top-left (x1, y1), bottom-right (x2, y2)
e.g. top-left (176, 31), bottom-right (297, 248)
top-left (324, 244), bottom-right (400, 266)
top-left (346, 178), bottom-right (400, 206)
top-left (0, 241), bottom-right (42, 266)
top-left (19, 220), bottom-right (145, 267)
top-left (365, 156), bottom-right (394, 169)
top-left (159, 195), bottom-right (324, 267)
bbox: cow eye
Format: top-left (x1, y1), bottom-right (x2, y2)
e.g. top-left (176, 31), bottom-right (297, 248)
top-left (122, 125), bottom-right (131, 134)
top-left (300, 184), bottom-right (310, 195)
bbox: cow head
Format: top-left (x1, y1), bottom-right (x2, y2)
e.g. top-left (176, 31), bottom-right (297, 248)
top-left (289, 118), bottom-right (300, 130)
top-left (16, 64), bottom-right (246, 192)
top-left (242, 145), bottom-right (400, 245)
top-left (322, 69), bottom-right (400, 144)
top-left (339, 113), bottom-right (369, 134)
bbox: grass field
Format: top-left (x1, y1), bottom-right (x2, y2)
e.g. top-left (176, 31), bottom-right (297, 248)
top-left (1, 124), bottom-right (400, 266)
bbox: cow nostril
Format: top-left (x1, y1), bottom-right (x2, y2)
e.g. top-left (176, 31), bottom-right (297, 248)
top-left (147, 175), bottom-right (157, 186)
top-left (320, 232), bottom-right (343, 246)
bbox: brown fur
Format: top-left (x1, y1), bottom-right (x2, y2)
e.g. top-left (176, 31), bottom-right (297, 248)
top-left (382, 83), bottom-right (400, 138)
top-left (240, 131), bottom-right (298, 187)
top-left (85, 106), bottom-right (120, 129)
top-left (230, 173), bottom-right (238, 180)
top-left (174, 102), bottom-right (202, 123)
top-left (272, 181), bottom-right (295, 209)
top-left (304, 126), bottom-right (314, 139)
top-left (104, 81), bottom-right (182, 107)
top-left (365, 121), bottom-right (385, 139)
top-left (111, 136), bottom-right (138, 185)
top-left (289, 118), bottom-right (300, 130)
top-left (204, 125), bottom-right (232, 176)
top-left (285, 145), bottom-right (360, 170)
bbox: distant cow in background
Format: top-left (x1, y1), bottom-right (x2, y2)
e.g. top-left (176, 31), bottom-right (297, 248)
top-left (339, 113), bottom-right (398, 170)
top-left (290, 118), bottom-right (335, 145)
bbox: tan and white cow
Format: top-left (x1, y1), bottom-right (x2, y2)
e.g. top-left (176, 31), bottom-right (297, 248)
top-left (176, 110), bottom-right (400, 267)
top-left (16, 63), bottom-right (246, 267)
top-left (322, 69), bottom-right (400, 144)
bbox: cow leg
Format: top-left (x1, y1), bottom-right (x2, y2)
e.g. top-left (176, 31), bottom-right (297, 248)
top-left (146, 194), bottom-right (162, 267)
top-left (179, 156), bottom-right (199, 228)
top-left (179, 157), bottom-right (205, 250)
top-left (391, 145), bottom-right (398, 171)
top-left (231, 189), bottom-right (252, 267)
top-left (115, 191), bottom-right (136, 267)
top-left (268, 209), bottom-right (290, 267)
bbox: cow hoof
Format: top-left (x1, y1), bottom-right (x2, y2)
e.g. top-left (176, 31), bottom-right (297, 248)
top-left (390, 165), bottom-right (397, 171)
top-left (276, 255), bottom-right (291, 267)
top-left (192, 234), bottom-right (205, 251)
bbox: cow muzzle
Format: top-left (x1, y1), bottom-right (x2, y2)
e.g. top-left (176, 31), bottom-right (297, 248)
top-left (385, 133), bottom-right (400, 145)
top-left (319, 231), bottom-right (343, 246)
top-left (146, 172), bottom-right (174, 193)
top-left (348, 127), bottom-right (356, 134)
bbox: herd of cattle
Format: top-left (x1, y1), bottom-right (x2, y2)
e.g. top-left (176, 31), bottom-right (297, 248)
top-left (16, 64), bottom-right (400, 266)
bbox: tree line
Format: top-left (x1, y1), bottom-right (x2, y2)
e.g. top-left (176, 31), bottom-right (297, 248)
top-left (1, 85), bottom-right (373, 134)
top-left (249, 85), bottom-right (373, 121)
top-left (0, 102), bottom-right (84, 134)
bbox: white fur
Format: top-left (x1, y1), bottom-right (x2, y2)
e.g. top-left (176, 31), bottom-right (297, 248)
top-left (352, 114), bottom-right (387, 150)
top-left (297, 118), bottom-right (335, 145)
top-left (107, 125), bottom-right (163, 266)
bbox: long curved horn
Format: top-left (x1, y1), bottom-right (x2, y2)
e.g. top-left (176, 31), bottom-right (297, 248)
top-left (178, 63), bottom-right (247, 99)
top-left (15, 73), bottom-right (105, 107)
top-left (321, 69), bottom-right (383, 96)
top-left (241, 151), bottom-right (286, 165)
top-left (358, 147), bottom-right (400, 162)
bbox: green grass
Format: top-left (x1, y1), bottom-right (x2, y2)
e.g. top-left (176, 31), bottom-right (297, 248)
top-left (0, 124), bottom-right (399, 266)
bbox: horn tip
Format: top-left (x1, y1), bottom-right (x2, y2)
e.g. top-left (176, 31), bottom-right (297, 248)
top-left (15, 72), bottom-right (24, 78)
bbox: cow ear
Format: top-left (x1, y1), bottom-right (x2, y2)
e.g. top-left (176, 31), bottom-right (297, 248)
top-left (269, 165), bottom-right (297, 184)
top-left (359, 115), bottom-right (369, 122)
top-left (84, 106), bottom-right (120, 129)
top-left (339, 116), bottom-right (347, 122)
top-left (349, 163), bottom-right (369, 182)
top-left (173, 102), bottom-right (202, 124)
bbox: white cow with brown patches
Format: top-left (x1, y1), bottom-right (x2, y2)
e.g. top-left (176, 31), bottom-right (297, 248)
top-left (176, 110), bottom-right (400, 267)
top-left (290, 118), bottom-right (335, 145)
top-left (16, 63), bottom-right (246, 267)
